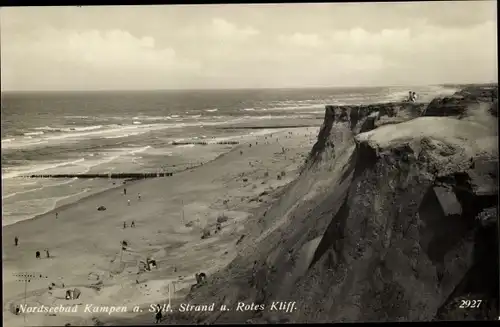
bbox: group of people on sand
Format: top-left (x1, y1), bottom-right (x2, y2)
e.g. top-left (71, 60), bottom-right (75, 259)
top-left (35, 249), bottom-right (50, 259)
top-left (124, 187), bottom-right (141, 206)
top-left (123, 221), bottom-right (136, 229)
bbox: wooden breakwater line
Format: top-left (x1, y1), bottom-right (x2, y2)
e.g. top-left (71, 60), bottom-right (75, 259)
top-left (23, 160), bottom-right (210, 180)
top-left (24, 172), bottom-right (174, 179)
top-left (171, 141), bottom-right (240, 145)
top-left (22, 141), bottom-right (241, 180)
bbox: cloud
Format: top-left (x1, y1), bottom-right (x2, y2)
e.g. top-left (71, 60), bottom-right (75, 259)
top-left (1, 27), bottom-right (201, 90)
top-left (327, 20), bottom-right (497, 58)
top-left (278, 33), bottom-right (324, 48)
top-left (219, 19), bottom-right (496, 87)
top-left (211, 18), bottom-right (259, 38)
top-left (1, 3), bottom-right (496, 90)
top-left (16, 28), bottom-right (198, 70)
top-left (179, 18), bottom-right (259, 41)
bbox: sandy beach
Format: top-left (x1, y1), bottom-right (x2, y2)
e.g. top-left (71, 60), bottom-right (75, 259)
top-left (2, 124), bottom-right (319, 326)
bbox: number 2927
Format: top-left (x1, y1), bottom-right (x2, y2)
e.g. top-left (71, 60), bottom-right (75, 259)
top-left (459, 300), bottom-right (482, 309)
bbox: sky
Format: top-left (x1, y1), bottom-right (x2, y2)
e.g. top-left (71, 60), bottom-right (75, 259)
top-left (0, 2), bottom-right (497, 91)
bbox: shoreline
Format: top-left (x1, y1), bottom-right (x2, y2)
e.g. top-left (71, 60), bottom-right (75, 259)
top-left (2, 125), bottom-right (315, 327)
top-left (1, 121), bottom-right (311, 228)
top-left (2, 143), bottom-right (245, 229)
top-left (2, 123), bottom-right (309, 229)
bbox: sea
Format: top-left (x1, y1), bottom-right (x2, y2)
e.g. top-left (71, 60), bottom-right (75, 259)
top-left (1, 85), bottom-right (459, 226)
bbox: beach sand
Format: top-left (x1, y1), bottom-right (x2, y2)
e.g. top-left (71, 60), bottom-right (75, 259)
top-left (2, 125), bottom-right (319, 326)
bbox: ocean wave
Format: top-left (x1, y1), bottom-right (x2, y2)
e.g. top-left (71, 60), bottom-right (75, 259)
top-left (262, 104), bottom-right (325, 111)
top-left (142, 116), bottom-right (174, 120)
top-left (2, 177), bottom-right (78, 200)
top-left (175, 144), bottom-right (196, 148)
top-left (242, 108), bottom-right (256, 111)
top-left (34, 125), bottom-right (104, 133)
top-left (2, 124), bottom-right (155, 149)
top-left (105, 115), bottom-right (188, 122)
top-left (104, 131), bottom-right (145, 139)
top-left (24, 131), bottom-right (44, 136)
top-left (19, 181), bottom-right (38, 186)
top-left (128, 146), bottom-right (152, 155)
top-left (64, 115), bottom-right (91, 119)
top-left (1, 138), bottom-right (15, 143)
top-left (2, 158), bottom-right (86, 179)
top-left (2, 118), bottom-right (244, 150)
top-left (2, 187), bottom-right (93, 226)
top-left (205, 109), bottom-right (218, 112)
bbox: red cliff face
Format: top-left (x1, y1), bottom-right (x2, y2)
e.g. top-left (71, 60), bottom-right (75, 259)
top-left (304, 102), bottom-right (426, 171)
top-left (423, 86), bottom-right (497, 118)
top-left (160, 86), bottom-right (498, 324)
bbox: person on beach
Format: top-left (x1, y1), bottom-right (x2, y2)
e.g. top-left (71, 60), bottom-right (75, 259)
top-left (14, 236), bottom-right (18, 246)
top-left (412, 91), bottom-right (418, 102)
top-left (45, 249), bottom-right (50, 258)
top-left (124, 188), bottom-right (127, 195)
top-left (155, 304), bottom-right (162, 324)
top-left (56, 212), bottom-right (59, 219)
top-left (36, 251), bottom-right (41, 259)
top-left (131, 221), bottom-right (135, 228)
top-left (123, 222), bottom-right (127, 229)
top-left (138, 193), bottom-right (141, 201)
top-left (251, 260), bottom-right (258, 286)
top-left (127, 199), bottom-right (131, 206)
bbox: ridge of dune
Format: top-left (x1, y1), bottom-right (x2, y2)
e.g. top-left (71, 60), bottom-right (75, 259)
top-left (158, 85), bottom-right (498, 324)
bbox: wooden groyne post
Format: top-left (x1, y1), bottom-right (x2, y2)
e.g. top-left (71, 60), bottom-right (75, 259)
top-left (23, 172), bottom-right (174, 179)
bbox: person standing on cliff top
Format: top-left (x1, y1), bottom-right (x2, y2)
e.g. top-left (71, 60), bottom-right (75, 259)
top-left (407, 91), bottom-right (413, 102)
top-left (407, 91), bottom-right (417, 102)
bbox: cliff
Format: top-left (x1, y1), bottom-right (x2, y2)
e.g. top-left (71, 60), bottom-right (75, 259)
top-left (163, 85), bottom-right (498, 323)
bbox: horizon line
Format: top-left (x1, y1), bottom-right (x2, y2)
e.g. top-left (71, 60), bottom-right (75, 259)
top-left (2, 82), bottom-right (497, 93)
